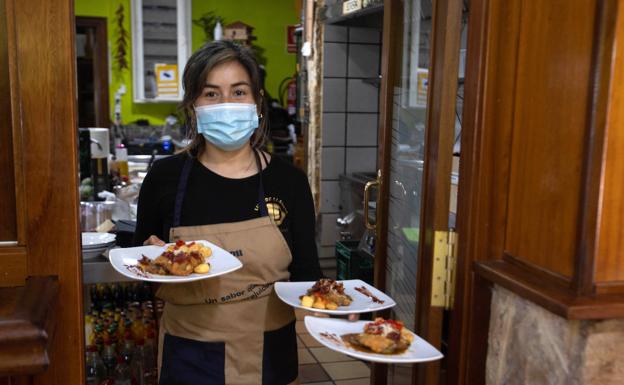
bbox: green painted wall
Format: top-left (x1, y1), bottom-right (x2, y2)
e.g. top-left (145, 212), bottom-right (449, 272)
top-left (191, 0), bottom-right (299, 103)
top-left (75, 0), bottom-right (298, 126)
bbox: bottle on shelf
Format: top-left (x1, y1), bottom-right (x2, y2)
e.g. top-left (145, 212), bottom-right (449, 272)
top-left (101, 340), bottom-right (118, 379)
top-left (141, 334), bottom-right (157, 385)
top-left (130, 338), bottom-right (147, 385)
top-left (115, 144), bottom-right (129, 183)
top-left (119, 331), bottom-right (134, 365)
top-left (113, 356), bottom-right (133, 385)
top-left (85, 345), bottom-right (106, 385)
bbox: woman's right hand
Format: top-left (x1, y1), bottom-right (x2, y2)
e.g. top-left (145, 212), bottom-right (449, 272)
top-left (144, 235), bottom-right (165, 246)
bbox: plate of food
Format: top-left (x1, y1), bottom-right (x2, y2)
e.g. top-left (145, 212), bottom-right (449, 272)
top-left (274, 278), bottom-right (396, 315)
top-left (109, 240), bottom-right (242, 283)
top-left (304, 316), bottom-right (443, 363)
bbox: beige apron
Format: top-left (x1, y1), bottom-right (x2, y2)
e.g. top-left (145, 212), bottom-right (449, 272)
top-left (156, 153), bottom-right (298, 385)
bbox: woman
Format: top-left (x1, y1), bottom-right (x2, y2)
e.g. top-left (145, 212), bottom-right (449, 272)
top-left (133, 40), bottom-right (322, 385)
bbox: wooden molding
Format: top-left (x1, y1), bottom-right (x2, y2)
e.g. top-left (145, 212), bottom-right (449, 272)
top-left (502, 252), bottom-right (571, 289)
top-left (0, 0), bottom-right (18, 243)
top-left (594, 281), bottom-right (624, 295)
top-left (572, 0), bottom-right (619, 295)
top-left (0, 247), bottom-right (27, 288)
top-left (0, 276), bottom-right (59, 376)
top-left (475, 260), bottom-right (624, 320)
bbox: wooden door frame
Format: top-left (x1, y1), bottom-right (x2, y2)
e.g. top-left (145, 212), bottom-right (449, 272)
top-left (414, 0), bottom-right (463, 383)
top-left (75, 16), bottom-right (110, 128)
top-left (2, 0), bottom-right (84, 383)
top-left (446, 1), bottom-right (624, 384)
top-left (444, 0), bottom-right (492, 383)
top-left (374, 0), bottom-right (464, 384)
top-left (371, 2), bottom-right (401, 382)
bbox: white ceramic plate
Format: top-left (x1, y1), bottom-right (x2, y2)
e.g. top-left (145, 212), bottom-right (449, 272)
top-left (82, 232), bottom-right (116, 247)
top-left (109, 240), bottom-right (242, 283)
top-left (274, 279), bottom-right (396, 315)
top-left (82, 246), bottom-right (111, 260)
top-left (304, 316), bottom-right (443, 364)
top-left (83, 241), bottom-right (116, 250)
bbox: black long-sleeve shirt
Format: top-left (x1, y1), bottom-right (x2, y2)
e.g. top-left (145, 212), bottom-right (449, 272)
top-left (132, 152), bottom-right (322, 282)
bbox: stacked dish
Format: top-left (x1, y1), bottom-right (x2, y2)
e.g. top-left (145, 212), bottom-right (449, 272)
top-left (275, 279), bottom-right (443, 363)
top-left (82, 232), bottom-right (116, 260)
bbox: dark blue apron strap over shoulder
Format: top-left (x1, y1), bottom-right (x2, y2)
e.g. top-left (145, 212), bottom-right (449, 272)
top-left (172, 149), bottom-right (269, 228)
top-left (173, 155), bottom-right (195, 228)
top-left (253, 149), bottom-right (269, 218)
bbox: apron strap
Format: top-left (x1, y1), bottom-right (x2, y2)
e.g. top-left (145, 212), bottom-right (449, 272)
top-left (173, 155), bottom-right (194, 228)
top-left (253, 149), bottom-right (269, 218)
top-left (173, 150), bottom-right (269, 228)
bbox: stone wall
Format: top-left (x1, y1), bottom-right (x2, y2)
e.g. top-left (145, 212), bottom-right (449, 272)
top-left (486, 285), bottom-right (624, 385)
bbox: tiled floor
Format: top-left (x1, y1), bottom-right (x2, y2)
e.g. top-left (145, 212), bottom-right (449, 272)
top-left (295, 309), bottom-right (371, 385)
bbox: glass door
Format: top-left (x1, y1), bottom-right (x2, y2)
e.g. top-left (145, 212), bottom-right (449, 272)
top-left (374, 0), bottom-right (465, 384)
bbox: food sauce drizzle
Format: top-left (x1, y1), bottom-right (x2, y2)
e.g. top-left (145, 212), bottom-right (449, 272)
top-left (320, 332), bottom-right (342, 345)
top-left (125, 264), bottom-right (149, 278)
top-left (354, 286), bottom-right (385, 304)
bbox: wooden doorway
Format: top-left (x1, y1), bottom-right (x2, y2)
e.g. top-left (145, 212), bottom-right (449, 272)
top-left (75, 16), bottom-right (110, 128)
top-left (371, 0), bottom-right (467, 384)
top-left (1, 0), bottom-right (84, 383)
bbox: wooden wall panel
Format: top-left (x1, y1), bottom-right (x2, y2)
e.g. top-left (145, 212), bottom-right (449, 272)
top-left (504, 0), bottom-right (597, 278)
top-left (595, 3), bottom-right (624, 285)
top-left (0, 248), bottom-right (27, 288)
top-left (8, 0), bottom-right (84, 383)
top-left (0, 0), bottom-right (17, 242)
top-left (482, 0), bottom-right (522, 262)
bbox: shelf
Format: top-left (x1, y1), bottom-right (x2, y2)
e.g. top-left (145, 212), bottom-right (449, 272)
top-left (320, 3), bottom-right (383, 28)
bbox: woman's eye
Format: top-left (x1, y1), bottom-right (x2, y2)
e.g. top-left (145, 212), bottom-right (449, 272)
top-left (204, 91), bottom-right (218, 98)
top-left (233, 89), bottom-right (246, 97)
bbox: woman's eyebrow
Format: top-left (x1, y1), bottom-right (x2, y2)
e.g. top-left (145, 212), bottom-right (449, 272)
top-left (203, 83), bottom-right (220, 89)
top-left (231, 81), bottom-right (251, 88)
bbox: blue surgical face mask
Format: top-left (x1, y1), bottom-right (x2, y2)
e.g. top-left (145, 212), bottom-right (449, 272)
top-left (195, 103), bottom-right (259, 151)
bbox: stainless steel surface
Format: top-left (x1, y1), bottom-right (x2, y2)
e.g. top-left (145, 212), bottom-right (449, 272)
top-left (82, 254), bottom-right (132, 284)
top-left (0, 241), bottom-right (18, 246)
top-left (127, 154), bottom-right (170, 163)
top-left (80, 201), bottom-right (116, 232)
top-left (363, 172), bottom-right (380, 230)
top-left (339, 172), bottom-right (378, 241)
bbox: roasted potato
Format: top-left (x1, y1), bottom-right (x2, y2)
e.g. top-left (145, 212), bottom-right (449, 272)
top-left (301, 295), bottom-right (315, 308)
top-left (312, 297), bottom-right (326, 309)
top-left (194, 263), bottom-right (210, 274)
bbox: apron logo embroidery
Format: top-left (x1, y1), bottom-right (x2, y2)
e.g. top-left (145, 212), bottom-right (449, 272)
top-left (215, 283), bottom-right (273, 303)
top-left (254, 196), bottom-right (288, 225)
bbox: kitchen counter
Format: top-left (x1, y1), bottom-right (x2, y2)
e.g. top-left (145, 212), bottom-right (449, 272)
top-left (82, 251), bottom-right (132, 284)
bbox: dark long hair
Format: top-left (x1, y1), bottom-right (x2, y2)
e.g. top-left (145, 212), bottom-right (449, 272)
top-left (180, 41), bottom-right (268, 156)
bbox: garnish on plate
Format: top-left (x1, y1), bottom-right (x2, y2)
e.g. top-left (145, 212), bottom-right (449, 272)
top-left (300, 278), bottom-right (353, 310)
top-left (137, 240), bottom-right (212, 276)
top-left (341, 317), bottom-right (414, 354)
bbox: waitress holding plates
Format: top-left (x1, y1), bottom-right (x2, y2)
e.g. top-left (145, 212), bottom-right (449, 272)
top-left (133, 41), bottom-right (322, 385)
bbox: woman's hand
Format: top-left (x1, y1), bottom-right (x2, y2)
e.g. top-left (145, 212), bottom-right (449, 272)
top-left (144, 235), bottom-right (165, 246)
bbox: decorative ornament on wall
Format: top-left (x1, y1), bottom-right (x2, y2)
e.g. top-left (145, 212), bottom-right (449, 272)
top-left (114, 3), bottom-right (129, 76)
top-left (193, 11), bottom-right (222, 42)
top-left (222, 21), bottom-right (267, 67)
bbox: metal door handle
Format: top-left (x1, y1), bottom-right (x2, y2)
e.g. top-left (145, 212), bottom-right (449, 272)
top-left (364, 170), bottom-right (381, 230)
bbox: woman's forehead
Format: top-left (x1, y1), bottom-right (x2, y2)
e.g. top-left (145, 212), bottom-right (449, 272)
top-left (204, 60), bottom-right (251, 85)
